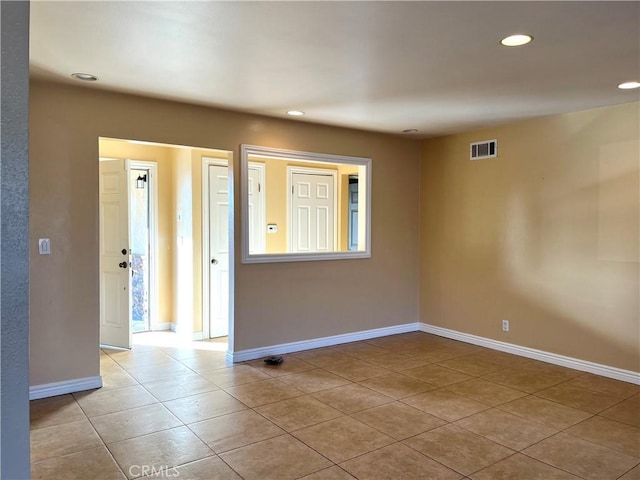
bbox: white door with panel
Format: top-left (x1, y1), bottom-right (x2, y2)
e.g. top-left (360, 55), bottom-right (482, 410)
top-left (99, 159), bottom-right (131, 349)
top-left (208, 165), bottom-right (230, 338)
top-left (247, 164), bottom-right (265, 254)
top-left (290, 169), bottom-right (336, 253)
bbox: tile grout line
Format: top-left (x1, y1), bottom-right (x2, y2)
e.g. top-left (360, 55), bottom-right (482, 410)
top-left (34, 333), bottom-right (639, 480)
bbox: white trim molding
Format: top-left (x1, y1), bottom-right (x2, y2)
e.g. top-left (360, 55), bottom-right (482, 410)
top-left (419, 323), bottom-right (640, 385)
top-left (230, 323), bottom-right (418, 362)
top-left (30, 375), bottom-right (103, 400)
top-left (230, 321), bottom-right (640, 385)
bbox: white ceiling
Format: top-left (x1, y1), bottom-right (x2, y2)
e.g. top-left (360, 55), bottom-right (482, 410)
top-left (30, 1), bottom-right (640, 137)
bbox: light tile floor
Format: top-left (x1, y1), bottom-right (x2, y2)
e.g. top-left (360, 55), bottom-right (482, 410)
top-left (30, 332), bottom-right (640, 479)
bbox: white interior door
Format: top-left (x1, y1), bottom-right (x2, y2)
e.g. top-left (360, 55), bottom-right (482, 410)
top-left (208, 164), bottom-right (229, 338)
top-left (247, 163), bottom-right (265, 254)
top-left (99, 159), bottom-right (131, 348)
top-left (290, 170), bottom-right (336, 253)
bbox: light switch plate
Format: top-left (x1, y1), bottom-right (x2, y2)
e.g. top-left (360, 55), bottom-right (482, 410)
top-left (38, 238), bottom-right (51, 255)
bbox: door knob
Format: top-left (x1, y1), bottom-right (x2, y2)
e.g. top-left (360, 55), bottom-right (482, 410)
top-left (211, 258), bottom-right (219, 265)
top-left (118, 261), bottom-right (128, 268)
top-left (121, 248), bottom-right (128, 255)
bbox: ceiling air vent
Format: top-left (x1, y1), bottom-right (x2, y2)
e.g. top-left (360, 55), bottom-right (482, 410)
top-left (470, 139), bottom-right (497, 160)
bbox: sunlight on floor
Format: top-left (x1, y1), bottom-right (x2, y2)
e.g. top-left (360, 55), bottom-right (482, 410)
top-left (132, 331), bottom-right (228, 352)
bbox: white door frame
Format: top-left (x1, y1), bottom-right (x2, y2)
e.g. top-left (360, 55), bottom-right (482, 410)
top-left (287, 165), bottom-right (338, 252)
top-left (127, 160), bottom-right (160, 331)
top-left (202, 156), bottom-right (263, 345)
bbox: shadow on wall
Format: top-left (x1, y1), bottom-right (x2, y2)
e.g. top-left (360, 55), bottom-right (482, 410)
top-left (421, 108), bottom-right (640, 373)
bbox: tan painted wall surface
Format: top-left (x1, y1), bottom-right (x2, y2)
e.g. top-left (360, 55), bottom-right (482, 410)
top-left (263, 158), bottom-right (288, 253)
top-left (29, 80), bottom-right (421, 385)
top-left (171, 148), bottom-right (194, 335)
top-left (421, 102), bottom-right (640, 372)
top-left (98, 139), bottom-right (175, 326)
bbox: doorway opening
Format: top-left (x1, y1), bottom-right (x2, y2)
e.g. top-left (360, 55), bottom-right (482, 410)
top-left (98, 138), bottom-right (234, 355)
top-left (129, 165), bottom-right (154, 333)
top-left (202, 157), bottom-right (264, 340)
top-left (98, 157), bottom-right (158, 348)
top-left (203, 160), bottom-right (231, 339)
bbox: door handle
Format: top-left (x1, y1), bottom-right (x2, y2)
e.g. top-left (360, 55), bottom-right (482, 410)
top-left (118, 261), bottom-right (128, 269)
top-left (211, 258), bottom-right (219, 265)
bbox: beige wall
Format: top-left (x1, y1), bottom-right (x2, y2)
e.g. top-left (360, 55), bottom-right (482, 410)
top-left (32, 78), bottom-right (634, 389)
top-left (29, 80), bottom-right (421, 385)
top-left (420, 102), bottom-right (640, 372)
top-left (171, 148), bottom-right (194, 334)
top-left (98, 139), bottom-right (175, 326)
top-left (263, 157), bottom-right (288, 253)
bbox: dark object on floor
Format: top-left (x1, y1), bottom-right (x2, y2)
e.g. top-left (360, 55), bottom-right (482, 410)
top-left (264, 355), bottom-right (284, 365)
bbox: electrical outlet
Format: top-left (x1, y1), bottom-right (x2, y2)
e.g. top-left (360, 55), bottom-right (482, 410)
top-left (38, 238), bottom-right (51, 255)
top-left (502, 320), bottom-right (510, 332)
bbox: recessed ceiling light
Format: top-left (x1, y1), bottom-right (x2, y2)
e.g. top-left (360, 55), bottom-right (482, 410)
top-left (71, 72), bottom-right (98, 82)
top-left (402, 129), bottom-right (419, 133)
top-left (286, 110), bottom-right (305, 116)
top-left (618, 81), bottom-right (640, 90)
top-left (500, 34), bottom-right (533, 47)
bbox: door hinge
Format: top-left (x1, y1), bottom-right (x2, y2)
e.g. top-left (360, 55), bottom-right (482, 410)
top-left (292, 186), bottom-right (294, 195)
top-left (258, 183), bottom-right (261, 193)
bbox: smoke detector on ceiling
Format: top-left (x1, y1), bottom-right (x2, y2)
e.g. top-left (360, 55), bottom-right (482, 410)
top-left (470, 139), bottom-right (498, 160)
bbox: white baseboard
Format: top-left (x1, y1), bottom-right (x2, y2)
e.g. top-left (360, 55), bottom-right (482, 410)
top-left (192, 331), bottom-right (205, 341)
top-left (30, 375), bottom-right (103, 400)
top-left (419, 323), bottom-right (640, 385)
top-left (152, 322), bottom-right (172, 331)
top-left (52, 322), bottom-right (639, 399)
top-left (231, 321), bottom-right (639, 385)
top-left (230, 323), bottom-right (418, 363)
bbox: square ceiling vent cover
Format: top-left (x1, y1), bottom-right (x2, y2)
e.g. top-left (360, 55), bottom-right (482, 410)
top-left (470, 139), bottom-right (497, 160)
